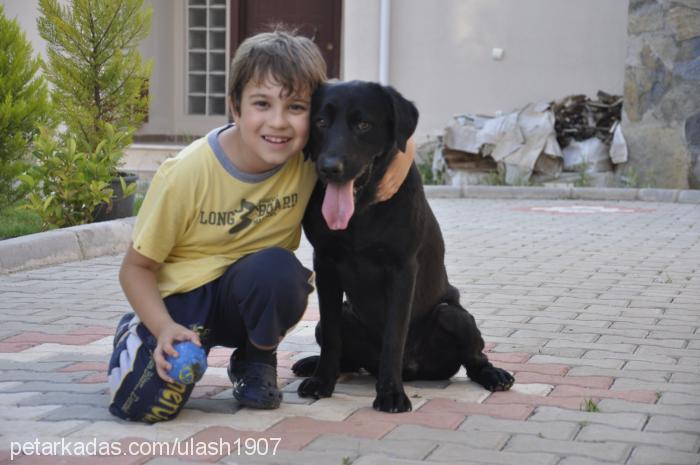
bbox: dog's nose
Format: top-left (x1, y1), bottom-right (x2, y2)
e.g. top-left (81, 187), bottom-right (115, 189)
top-left (320, 157), bottom-right (344, 178)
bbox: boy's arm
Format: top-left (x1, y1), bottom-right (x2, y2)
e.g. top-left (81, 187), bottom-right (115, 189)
top-left (119, 244), bottom-right (201, 383)
top-left (376, 137), bottom-right (416, 201)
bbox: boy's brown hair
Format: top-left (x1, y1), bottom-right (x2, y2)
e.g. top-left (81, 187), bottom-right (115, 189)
top-left (228, 27), bottom-right (327, 114)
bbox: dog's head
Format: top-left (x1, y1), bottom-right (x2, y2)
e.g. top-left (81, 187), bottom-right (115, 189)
top-left (304, 81), bottom-right (418, 230)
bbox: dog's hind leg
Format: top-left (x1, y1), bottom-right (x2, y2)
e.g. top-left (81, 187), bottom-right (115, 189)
top-left (292, 302), bottom-right (377, 377)
top-left (435, 303), bottom-right (514, 392)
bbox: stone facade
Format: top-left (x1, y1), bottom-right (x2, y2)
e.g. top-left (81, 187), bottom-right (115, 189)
top-left (622, 0), bottom-right (700, 188)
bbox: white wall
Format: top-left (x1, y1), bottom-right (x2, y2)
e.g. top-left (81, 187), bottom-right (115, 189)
top-left (343, 0), bottom-right (630, 141)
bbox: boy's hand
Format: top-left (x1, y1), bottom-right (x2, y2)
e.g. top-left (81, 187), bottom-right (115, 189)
top-left (153, 322), bottom-right (202, 383)
top-left (376, 137), bottom-right (416, 201)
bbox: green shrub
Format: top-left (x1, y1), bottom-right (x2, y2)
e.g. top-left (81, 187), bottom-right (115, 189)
top-left (0, 5), bottom-right (52, 211)
top-left (37, 0), bottom-right (152, 174)
top-left (19, 125), bottom-right (136, 228)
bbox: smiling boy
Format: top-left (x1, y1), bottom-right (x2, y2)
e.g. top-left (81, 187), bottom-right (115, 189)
top-left (107, 29), bottom-right (415, 422)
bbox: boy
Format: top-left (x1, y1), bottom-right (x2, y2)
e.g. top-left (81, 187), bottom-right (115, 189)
top-left (108, 29), bottom-right (415, 422)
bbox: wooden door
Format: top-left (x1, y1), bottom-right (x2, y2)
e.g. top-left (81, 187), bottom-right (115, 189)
top-left (230, 0), bottom-right (342, 78)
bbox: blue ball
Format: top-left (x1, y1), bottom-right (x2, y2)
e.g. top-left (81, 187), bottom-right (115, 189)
top-left (166, 341), bottom-right (207, 385)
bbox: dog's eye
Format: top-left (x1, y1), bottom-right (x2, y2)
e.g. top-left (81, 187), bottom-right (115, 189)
top-left (356, 121), bottom-right (372, 132)
top-left (315, 118), bottom-right (327, 129)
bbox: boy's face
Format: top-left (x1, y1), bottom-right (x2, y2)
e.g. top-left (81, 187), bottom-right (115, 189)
top-left (230, 76), bottom-right (311, 173)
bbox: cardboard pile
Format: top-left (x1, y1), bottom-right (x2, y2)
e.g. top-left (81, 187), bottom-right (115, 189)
top-left (435, 92), bottom-right (628, 186)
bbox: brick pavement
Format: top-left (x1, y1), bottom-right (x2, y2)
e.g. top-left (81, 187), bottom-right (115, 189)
top-left (0, 198), bottom-right (698, 464)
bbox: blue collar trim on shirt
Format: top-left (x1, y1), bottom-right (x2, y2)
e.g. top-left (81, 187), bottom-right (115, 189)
top-left (207, 124), bottom-right (285, 184)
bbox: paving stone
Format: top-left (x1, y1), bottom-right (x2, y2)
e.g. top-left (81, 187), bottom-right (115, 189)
top-left (16, 392), bottom-right (111, 407)
top-left (566, 367), bottom-right (670, 382)
top-left (304, 434), bottom-right (437, 460)
top-left (385, 424), bottom-right (508, 450)
top-left (347, 406), bottom-right (465, 430)
top-left (510, 383), bottom-right (553, 396)
top-left (627, 446), bottom-right (700, 465)
top-left (645, 415), bottom-right (700, 434)
top-left (146, 458), bottom-right (223, 465)
top-left (505, 435), bottom-right (630, 461)
top-left (0, 419), bottom-right (89, 443)
top-left (221, 450), bottom-right (360, 465)
top-left (485, 391), bottom-right (589, 410)
top-left (418, 398), bottom-right (534, 421)
top-left (40, 404), bottom-right (117, 421)
top-left (544, 339), bottom-right (636, 354)
top-left (577, 424), bottom-right (700, 452)
top-left (529, 406), bottom-right (647, 429)
top-left (460, 414), bottom-right (578, 440)
top-left (558, 457), bottom-right (631, 465)
top-left (0, 391), bottom-right (42, 405)
top-left (22, 339), bottom-right (112, 356)
top-left (597, 335), bottom-right (686, 349)
top-left (183, 425), bottom-right (313, 456)
top-left (527, 355), bottom-right (624, 369)
top-left (671, 372), bottom-right (700, 384)
top-left (611, 378), bottom-right (697, 395)
top-left (490, 361), bottom-right (569, 376)
top-left (659, 392), bottom-right (700, 405)
top-left (549, 385), bottom-right (658, 403)
top-left (0, 352), bottom-right (54, 363)
top-left (0, 360), bottom-right (73, 372)
top-left (597, 399), bottom-right (700, 420)
top-left (266, 415), bottom-right (396, 441)
top-left (68, 419), bottom-right (208, 443)
top-left (513, 372), bottom-right (612, 389)
top-left (582, 349), bottom-right (676, 365)
top-left (0, 404), bottom-right (62, 420)
top-left (0, 370), bottom-right (87, 382)
top-left (428, 442), bottom-right (558, 465)
top-left (2, 381), bottom-right (107, 394)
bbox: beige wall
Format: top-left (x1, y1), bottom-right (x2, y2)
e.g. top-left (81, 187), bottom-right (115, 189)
top-left (4, 0), bottom-right (629, 141)
top-left (343, 0), bottom-right (630, 141)
top-left (139, 0), bottom-right (228, 137)
top-left (2, 0), bottom-right (45, 58)
top-left (1, 0), bottom-right (228, 138)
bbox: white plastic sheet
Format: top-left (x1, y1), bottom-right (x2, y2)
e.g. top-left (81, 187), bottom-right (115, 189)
top-left (443, 103), bottom-right (563, 183)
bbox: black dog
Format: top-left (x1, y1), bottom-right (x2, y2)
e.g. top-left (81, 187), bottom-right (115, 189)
top-left (294, 81), bottom-right (514, 412)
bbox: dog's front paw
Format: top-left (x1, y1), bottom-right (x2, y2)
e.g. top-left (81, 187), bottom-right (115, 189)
top-left (298, 376), bottom-right (335, 399)
top-left (373, 389), bottom-right (412, 413)
top-left (291, 355), bottom-right (319, 377)
top-left (475, 366), bottom-right (514, 392)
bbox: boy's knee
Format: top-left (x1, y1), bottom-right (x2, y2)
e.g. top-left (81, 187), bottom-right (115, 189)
top-left (234, 247), bottom-right (313, 306)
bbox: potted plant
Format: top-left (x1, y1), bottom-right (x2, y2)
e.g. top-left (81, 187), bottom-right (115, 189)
top-left (35, 0), bottom-right (153, 222)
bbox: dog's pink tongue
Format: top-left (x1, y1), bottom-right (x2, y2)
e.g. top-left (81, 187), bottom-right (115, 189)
top-left (322, 181), bottom-right (355, 230)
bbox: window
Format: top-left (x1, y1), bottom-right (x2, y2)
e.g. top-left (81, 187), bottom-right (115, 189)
top-left (186, 0), bottom-right (227, 115)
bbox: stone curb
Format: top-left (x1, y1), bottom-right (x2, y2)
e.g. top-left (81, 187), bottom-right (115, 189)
top-left (1, 187), bottom-right (698, 274)
top-left (0, 218), bottom-right (135, 274)
top-left (426, 185), bottom-right (700, 203)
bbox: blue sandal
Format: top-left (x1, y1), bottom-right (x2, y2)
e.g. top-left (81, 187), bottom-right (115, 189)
top-left (229, 356), bottom-right (282, 409)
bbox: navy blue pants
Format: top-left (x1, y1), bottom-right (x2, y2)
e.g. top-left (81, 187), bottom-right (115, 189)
top-left (108, 247), bottom-right (313, 423)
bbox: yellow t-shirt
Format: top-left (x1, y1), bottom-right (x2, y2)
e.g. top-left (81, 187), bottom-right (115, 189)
top-left (132, 125), bottom-right (317, 298)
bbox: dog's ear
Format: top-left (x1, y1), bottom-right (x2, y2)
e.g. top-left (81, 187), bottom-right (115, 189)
top-left (303, 84), bottom-right (328, 161)
top-left (383, 86), bottom-right (419, 153)
top-left (303, 124), bottom-right (317, 161)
